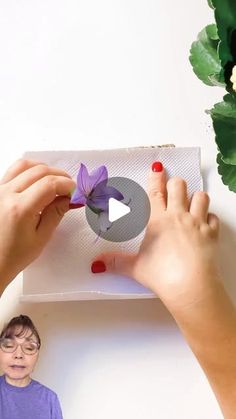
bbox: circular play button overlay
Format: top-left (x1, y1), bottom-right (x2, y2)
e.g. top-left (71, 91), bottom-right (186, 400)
top-left (85, 177), bottom-right (151, 242)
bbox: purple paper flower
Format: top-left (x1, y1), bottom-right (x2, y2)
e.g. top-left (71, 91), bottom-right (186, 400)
top-left (70, 163), bottom-right (124, 232)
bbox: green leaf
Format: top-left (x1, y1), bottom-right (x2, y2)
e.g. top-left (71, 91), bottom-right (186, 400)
top-left (205, 23), bottom-right (218, 40)
top-left (217, 152), bottom-right (236, 192)
top-left (207, 0), bottom-right (214, 9)
top-left (208, 73), bottom-right (225, 87)
top-left (189, 24), bottom-right (224, 86)
top-left (211, 0), bottom-right (236, 68)
top-left (208, 94), bottom-right (236, 164)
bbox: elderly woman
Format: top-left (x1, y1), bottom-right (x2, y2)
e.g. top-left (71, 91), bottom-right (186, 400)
top-left (0, 314), bottom-right (63, 419)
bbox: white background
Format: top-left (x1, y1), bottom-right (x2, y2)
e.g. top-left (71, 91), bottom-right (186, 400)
top-left (0, 0), bottom-right (235, 418)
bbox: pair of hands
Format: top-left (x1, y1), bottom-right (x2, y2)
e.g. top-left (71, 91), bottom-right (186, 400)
top-left (0, 159), bottom-right (220, 313)
top-left (5, 160), bottom-right (236, 418)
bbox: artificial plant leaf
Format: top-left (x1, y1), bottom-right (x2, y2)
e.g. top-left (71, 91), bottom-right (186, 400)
top-left (211, 0), bottom-right (236, 68)
top-left (208, 94), bottom-right (236, 164)
top-left (190, 24), bottom-right (223, 86)
top-left (217, 152), bottom-right (236, 192)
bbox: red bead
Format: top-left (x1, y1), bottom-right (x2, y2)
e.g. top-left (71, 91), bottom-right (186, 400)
top-left (91, 261), bottom-right (106, 274)
top-left (152, 161), bottom-right (163, 172)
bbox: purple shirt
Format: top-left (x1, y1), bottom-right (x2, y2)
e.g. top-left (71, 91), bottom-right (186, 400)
top-left (0, 375), bottom-right (63, 419)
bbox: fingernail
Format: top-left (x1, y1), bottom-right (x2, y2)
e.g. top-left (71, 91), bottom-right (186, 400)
top-left (69, 203), bottom-right (85, 210)
top-left (152, 161), bottom-right (163, 172)
top-left (91, 261), bottom-right (106, 274)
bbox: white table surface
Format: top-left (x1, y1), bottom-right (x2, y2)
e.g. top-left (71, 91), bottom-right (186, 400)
top-left (0, 1), bottom-right (235, 418)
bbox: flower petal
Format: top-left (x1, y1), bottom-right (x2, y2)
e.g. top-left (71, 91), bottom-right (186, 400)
top-left (77, 163), bottom-right (93, 195)
top-left (98, 211), bottom-right (112, 232)
top-left (103, 186), bottom-right (124, 201)
top-left (88, 180), bottom-right (109, 210)
top-left (73, 164), bottom-right (123, 212)
top-left (70, 188), bottom-right (87, 205)
top-left (89, 165), bottom-right (108, 189)
top-left (87, 196), bottom-right (108, 211)
top-left (89, 183), bottom-right (124, 211)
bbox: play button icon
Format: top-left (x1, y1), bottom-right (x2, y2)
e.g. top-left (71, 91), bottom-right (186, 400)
top-left (85, 177), bottom-right (151, 242)
top-left (108, 198), bottom-right (131, 222)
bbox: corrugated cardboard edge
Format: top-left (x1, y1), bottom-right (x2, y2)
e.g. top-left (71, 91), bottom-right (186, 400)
top-left (19, 291), bottom-right (156, 303)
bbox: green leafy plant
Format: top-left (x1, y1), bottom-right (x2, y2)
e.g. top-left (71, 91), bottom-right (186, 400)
top-left (190, 0), bottom-right (236, 192)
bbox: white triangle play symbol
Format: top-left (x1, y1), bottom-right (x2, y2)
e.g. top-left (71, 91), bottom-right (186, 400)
top-left (108, 198), bottom-right (131, 223)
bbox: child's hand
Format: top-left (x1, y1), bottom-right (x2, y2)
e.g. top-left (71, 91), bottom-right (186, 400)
top-left (92, 162), bottom-right (220, 312)
top-left (0, 159), bottom-right (75, 290)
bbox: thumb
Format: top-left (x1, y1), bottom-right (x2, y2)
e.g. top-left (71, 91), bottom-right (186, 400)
top-left (91, 251), bottom-right (137, 277)
top-left (37, 196), bottom-right (71, 241)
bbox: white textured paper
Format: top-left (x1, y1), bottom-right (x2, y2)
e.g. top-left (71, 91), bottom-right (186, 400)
top-left (21, 146), bottom-right (202, 302)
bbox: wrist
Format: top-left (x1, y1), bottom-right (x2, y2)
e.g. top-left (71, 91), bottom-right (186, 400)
top-left (169, 279), bottom-right (236, 417)
top-left (167, 279), bottom-right (236, 358)
top-left (166, 276), bottom-right (224, 322)
top-left (156, 269), bottom-right (223, 318)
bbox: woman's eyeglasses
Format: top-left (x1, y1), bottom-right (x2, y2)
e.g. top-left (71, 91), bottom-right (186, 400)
top-left (0, 338), bottom-right (40, 355)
